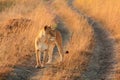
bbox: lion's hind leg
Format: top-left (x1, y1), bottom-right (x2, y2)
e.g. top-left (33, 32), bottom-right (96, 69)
top-left (57, 44), bottom-right (64, 63)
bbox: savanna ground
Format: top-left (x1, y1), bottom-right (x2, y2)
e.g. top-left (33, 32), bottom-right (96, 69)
top-left (0, 0), bottom-right (119, 80)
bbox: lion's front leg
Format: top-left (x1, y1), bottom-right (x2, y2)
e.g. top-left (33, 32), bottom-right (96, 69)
top-left (35, 49), bottom-right (42, 68)
top-left (42, 50), bottom-right (48, 67)
top-left (46, 44), bottom-right (55, 64)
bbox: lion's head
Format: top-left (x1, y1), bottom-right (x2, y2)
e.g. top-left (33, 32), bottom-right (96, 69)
top-left (44, 25), bottom-right (56, 41)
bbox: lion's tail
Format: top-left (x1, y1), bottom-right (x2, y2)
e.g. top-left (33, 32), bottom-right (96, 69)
top-left (65, 50), bottom-right (69, 54)
top-left (63, 47), bottom-right (69, 54)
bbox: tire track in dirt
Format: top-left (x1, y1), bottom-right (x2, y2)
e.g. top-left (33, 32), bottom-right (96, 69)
top-left (68, 0), bottom-right (115, 80)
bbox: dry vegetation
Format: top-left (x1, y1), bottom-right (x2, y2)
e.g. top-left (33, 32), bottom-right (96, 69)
top-left (74, 0), bottom-right (120, 35)
top-left (74, 0), bottom-right (120, 79)
top-left (0, 0), bottom-right (95, 80)
top-left (0, 0), bottom-right (14, 12)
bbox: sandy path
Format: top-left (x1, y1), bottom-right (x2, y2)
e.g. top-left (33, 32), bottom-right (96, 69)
top-left (68, 0), bottom-right (115, 80)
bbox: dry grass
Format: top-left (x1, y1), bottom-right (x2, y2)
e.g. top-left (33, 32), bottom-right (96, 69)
top-left (74, 0), bottom-right (120, 36)
top-left (74, 0), bottom-right (120, 79)
top-left (0, 0), bottom-right (14, 12)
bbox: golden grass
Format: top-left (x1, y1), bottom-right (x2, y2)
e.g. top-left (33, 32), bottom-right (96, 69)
top-left (74, 0), bottom-right (120, 36)
top-left (74, 0), bottom-right (120, 79)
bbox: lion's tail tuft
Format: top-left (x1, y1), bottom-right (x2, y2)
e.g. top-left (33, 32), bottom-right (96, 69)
top-left (65, 51), bottom-right (69, 54)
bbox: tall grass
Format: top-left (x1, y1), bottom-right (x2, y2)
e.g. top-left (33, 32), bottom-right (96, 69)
top-left (74, 0), bottom-right (120, 37)
top-left (74, 0), bottom-right (120, 79)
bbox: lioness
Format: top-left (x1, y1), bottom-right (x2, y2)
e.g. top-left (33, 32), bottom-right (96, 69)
top-left (35, 25), bottom-right (64, 68)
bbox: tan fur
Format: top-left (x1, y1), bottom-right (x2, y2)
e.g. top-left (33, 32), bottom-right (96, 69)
top-left (35, 26), bottom-right (63, 68)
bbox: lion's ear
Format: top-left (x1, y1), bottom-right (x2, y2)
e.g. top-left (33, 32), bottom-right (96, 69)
top-left (44, 25), bottom-right (48, 31)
